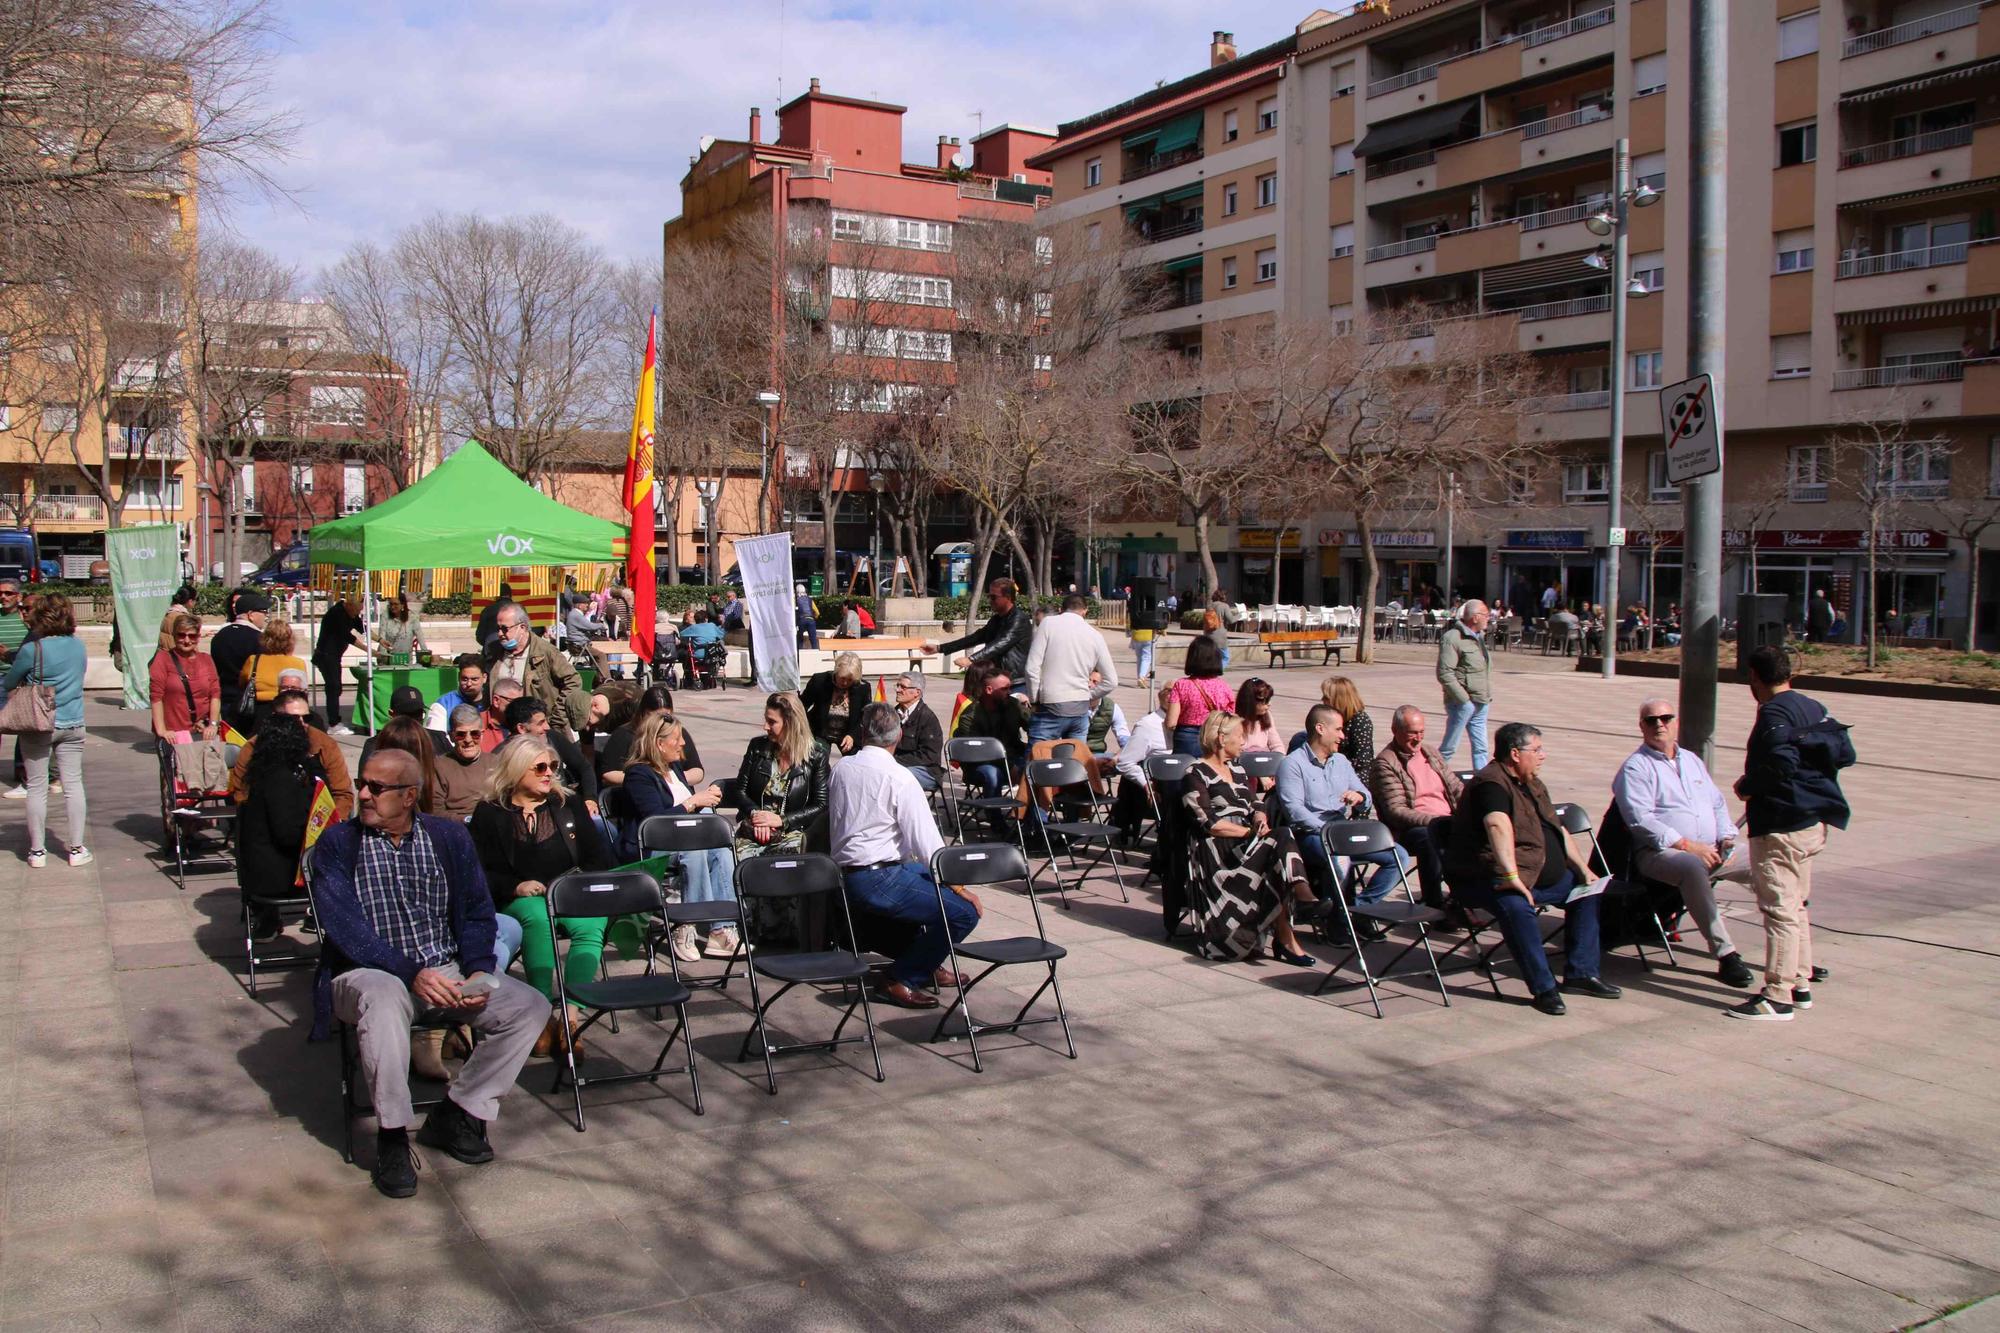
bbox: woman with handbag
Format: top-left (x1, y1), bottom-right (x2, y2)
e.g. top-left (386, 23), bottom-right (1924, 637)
top-left (4, 593), bottom-right (89, 868)
top-left (148, 610), bottom-right (222, 744)
top-left (239, 619), bottom-right (309, 734)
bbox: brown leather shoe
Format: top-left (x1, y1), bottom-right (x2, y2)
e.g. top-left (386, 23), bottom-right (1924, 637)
top-left (873, 979), bottom-right (940, 1009)
top-left (531, 1014), bottom-right (557, 1059)
top-left (933, 968), bottom-right (970, 990)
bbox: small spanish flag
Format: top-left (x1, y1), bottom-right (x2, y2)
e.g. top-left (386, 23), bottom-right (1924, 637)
top-left (295, 778), bottom-right (338, 887)
top-left (221, 722), bottom-right (248, 748)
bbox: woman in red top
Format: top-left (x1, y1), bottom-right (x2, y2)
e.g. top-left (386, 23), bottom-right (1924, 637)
top-left (149, 610), bottom-right (222, 743)
top-left (1164, 634), bottom-right (1235, 756)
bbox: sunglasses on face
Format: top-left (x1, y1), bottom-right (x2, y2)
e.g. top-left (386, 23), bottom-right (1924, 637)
top-left (357, 779), bottom-right (416, 796)
top-left (529, 760), bottom-right (556, 774)
top-left (1643, 714), bottom-right (1675, 726)
top-left (174, 630), bottom-right (199, 640)
top-left (450, 728), bottom-right (483, 740)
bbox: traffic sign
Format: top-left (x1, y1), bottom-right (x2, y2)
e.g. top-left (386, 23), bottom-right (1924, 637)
top-left (1660, 373), bottom-right (1721, 484)
top-left (1608, 527), bottom-right (1626, 547)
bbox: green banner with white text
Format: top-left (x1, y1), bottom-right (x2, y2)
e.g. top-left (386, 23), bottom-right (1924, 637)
top-left (105, 524), bottom-right (181, 710)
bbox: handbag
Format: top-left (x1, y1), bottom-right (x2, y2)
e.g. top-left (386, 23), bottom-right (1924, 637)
top-left (236, 653), bottom-right (261, 724)
top-left (0, 641), bottom-right (56, 736)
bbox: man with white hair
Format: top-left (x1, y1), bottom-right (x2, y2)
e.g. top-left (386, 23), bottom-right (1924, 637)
top-left (794, 582), bottom-right (819, 650)
top-left (1615, 698), bottom-right (1757, 990)
top-left (1435, 600), bottom-right (1493, 773)
top-left (890, 671), bottom-right (944, 791)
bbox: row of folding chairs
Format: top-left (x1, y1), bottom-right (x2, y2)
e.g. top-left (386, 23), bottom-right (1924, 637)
top-left (939, 736), bottom-right (1131, 909)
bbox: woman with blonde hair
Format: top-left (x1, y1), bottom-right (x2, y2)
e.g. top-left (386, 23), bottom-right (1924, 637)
top-left (801, 650), bottom-right (870, 753)
top-left (733, 692), bottom-right (829, 860)
top-left (1322, 676), bottom-right (1373, 772)
top-left (1182, 711), bottom-right (1317, 965)
top-left (467, 734), bottom-right (614, 1057)
top-left (240, 618), bottom-right (310, 731)
top-left (622, 711), bottom-right (737, 962)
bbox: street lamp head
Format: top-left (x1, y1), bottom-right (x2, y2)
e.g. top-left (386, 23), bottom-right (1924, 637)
top-left (1626, 277), bottom-right (1652, 298)
top-left (1585, 211), bottom-right (1615, 237)
top-left (867, 470), bottom-right (886, 492)
top-left (1582, 248), bottom-right (1610, 271)
top-left (1630, 183), bottom-right (1660, 208)
top-left (755, 389), bottom-right (782, 406)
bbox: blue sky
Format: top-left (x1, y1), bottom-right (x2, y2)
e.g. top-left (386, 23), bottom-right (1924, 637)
top-left (222, 0), bottom-right (1316, 284)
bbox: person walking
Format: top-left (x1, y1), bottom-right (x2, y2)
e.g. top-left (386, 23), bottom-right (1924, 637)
top-left (6, 594), bottom-right (89, 867)
top-left (1436, 600), bottom-right (1493, 773)
top-left (1022, 592), bottom-right (1117, 745)
top-left (1805, 588), bottom-right (1834, 644)
top-left (1726, 646), bottom-right (1854, 1022)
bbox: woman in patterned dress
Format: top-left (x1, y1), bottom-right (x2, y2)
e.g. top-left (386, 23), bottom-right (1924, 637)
top-left (1182, 712), bottom-right (1318, 966)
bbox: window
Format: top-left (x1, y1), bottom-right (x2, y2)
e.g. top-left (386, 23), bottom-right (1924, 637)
top-left (1033, 353), bottom-right (1053, 372)
top-left (893, 218), bottom-right (951, 251)
top-left (1223, 109), bottom-right (1239, 143)
top-left (1570, 365), bottom-right (1610, 394)
top-left (832, 211), bottom-right (866, 240)
top-left (38, 403), bottom-right (77, 435)
top-left (1633, 150), bottom-right (1667, 191)
top-left (1633, 53), bottom-right (1667, 97)
top-left (1631, 350), bottom-right (1664, 389)
top-left (1332, 141), bottom-right (1355, 177)
top-left (0, 404), bottom-right (9, 430)
top-left (1035, 234), bottom-right (1054, 264)
top-left (1630, 251), bottom-right (1665, 292)
top-left (239, 462), bottom-right (259, 513)
top-left (1647, 451), bottom-right (1679, 501)
top-left (1221, 256), bottom-right (1239, 289)
top-left (1777, 11), bottom-right (1818, 60)
top-left (891, 274), bottom-right (953, 306)
top-left (1564, 460), bottom-right (1610, 501)
top-left (1257, 98), bottom-right (1278, 132)
top-left (1255, 248), bottom-right (1277, 282)
top-left (1330, 223), bottom-right (1355, 259)
top-left (1086, 222), bottom-right (1102, 251)
top-left (831, 324), bottom-right (895, 357)
top-left (290, 462), bottom-right (314, 495)
top-left (1333, 62), bottom-right (1356, 97)
top-left (1774, 228), bottom-right (1815, 273)
top-left (1256, 173), bottom-right (1277, 208)
top-left (1505, 465), bottom-right (1536, 505)
top-left (897, 329), bottom-right (953, 362)
top-left (1085, 157), bottom-right (1102, 187)
top-left (308, 384), bottom-right (366, 427)
top-left (1222, 183), bottom-right (1239, 216)
top-left (1881, 440), bottom-right (1951, 497)
top-left (1330, 304), bottom-right (1354, 335)
top-left (1777, 120), bottom-right (1817, 167)
top-left (127, 475), bottom-right (183, 511)
top-left (342, 463), bottom-right (366, 515)
top-left (1771, 333), bottom-right (1812, 378)
top-left (1789, 444), bottom-right (1830, 500)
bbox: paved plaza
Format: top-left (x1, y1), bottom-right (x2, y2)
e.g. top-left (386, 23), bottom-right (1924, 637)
top-left (3, 635), bottom-right (1998, 1331)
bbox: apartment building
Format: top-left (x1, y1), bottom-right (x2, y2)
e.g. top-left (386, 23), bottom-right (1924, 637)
top-left (664, 82), bottom-right (1050, 579)
top-left (1037, 1), bottom-right (2000, 644)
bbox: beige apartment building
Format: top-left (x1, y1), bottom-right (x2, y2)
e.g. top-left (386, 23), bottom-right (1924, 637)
top-left (1033, 0), bottom-right (2000, 644)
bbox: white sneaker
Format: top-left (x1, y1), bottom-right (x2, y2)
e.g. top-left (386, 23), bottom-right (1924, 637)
top-left (26, 849), bottom-right (45, 869)
top-left (704, 928), bottom-right (740, 958)
top-left (329, 723), bottom-right (355, 736)
top-left (2, 785), bottom-right (24, 800)
top-left (67, 847), bottom-right (92, 868)
top-left (670, 924), bottom-right (702, 963)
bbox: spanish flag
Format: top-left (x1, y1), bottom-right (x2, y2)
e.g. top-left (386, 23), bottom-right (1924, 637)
top-left (295, 778), bottom-right (338, 887)
top-left (623, 311), bottom-right (659, 662)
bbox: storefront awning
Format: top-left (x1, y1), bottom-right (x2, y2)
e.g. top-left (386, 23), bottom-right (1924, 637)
top-left (1354, 99), bottom-right (1478, 158)
top-left (1123, 111), bottom-right (1202, 153)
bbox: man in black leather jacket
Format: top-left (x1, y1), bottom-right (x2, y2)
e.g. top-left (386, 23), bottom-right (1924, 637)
top-left (923, 578), bottom-right (1032, 680)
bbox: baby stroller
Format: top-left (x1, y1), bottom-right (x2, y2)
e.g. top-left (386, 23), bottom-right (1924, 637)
top-left (682, 638), bottom-right (728, 691)
top-left (157, 737), bottom-right (240, 890)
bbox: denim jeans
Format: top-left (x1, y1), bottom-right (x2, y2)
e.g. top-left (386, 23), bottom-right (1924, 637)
top-left (493, 913), bottom-right (524, 975)
top-left (963, 761), bottom-right (1006, 798)
top-left (1171, 725), bottom-right (1204, 757)
top-left (677, 844), bottom-right (738, 931)
top-left (21, 726), bottom-right (86, 854)
top-left (1133, 640), bottom-right (1154, 681)
top-left (1296, 828), bottom-right (1412, 904)
top-left (844, 861), bottom-right (978, 990)
top-left (1454, 869), bottom-right (1600, 996)
top-left (1438, 700), bottom-right (1490, 772)
top-left (1396, 822), bottom-right (1448, 906)
top-left (908, 765), bottom-right (940, 793)
top-left (1028, 710), bottom-right (1091, 744)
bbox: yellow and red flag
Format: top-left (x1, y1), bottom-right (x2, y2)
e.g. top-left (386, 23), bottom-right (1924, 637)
top-left (623, 311), bottom-right (659, 661)
top-left (295, 778), bottom-right (338, 887)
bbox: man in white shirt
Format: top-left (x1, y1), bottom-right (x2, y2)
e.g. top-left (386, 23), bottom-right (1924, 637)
top-left (1023, 592), bottom-right (1118, 745)
top-left (829, 703), bottom-right (983, 1010)
top-left (1111, 681), bottom-right (1173, 840)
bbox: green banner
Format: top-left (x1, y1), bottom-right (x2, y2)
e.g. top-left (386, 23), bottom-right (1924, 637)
top-left (105, 524), bottom-right (181, 710)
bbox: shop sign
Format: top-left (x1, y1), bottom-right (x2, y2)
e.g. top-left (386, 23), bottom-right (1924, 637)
top-left (1631, 529), bottom-right (1947, 552)
top-left (1318, 529), bottom-right (1438, 548)
top-left (1239, 527), bottom-right (1303, 551)
top-left (1504, 529), bottom-right (1590, 551)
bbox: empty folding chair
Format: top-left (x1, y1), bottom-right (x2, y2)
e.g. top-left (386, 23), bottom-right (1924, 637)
top-left (1139, 752), bottom-right (1195, 858)
top-left (1143, 752), bottom-right (1198, 936)
top-left (1309, 819), bottom-right (1452, 1019)
top-left (638, 813), bottom-right (743, 991)
top-left (733, 853), bottom-right (883, 1094)
top-left (927, 844), bottom-right (1076, 1071)
top-left (1020, 756), bottom-right (1130, 905)
top-left (1559, 802), bottom-right (1677, 970)
top-left (944, 736), bottom-right (1017, 843)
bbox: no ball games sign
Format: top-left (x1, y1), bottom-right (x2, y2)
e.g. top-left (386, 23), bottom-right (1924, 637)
top-left (1659, 373), bottom-right (1721, 485)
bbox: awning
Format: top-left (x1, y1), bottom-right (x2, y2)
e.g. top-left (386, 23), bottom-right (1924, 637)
top-left (931, 541), bottom-right (974, 558)
top-left (1354, 99), bottom-right (1478, 158)
top-left (1162, 254), bottom-right (1203, 274)
top-left (1123, 111), bottom-right (1201, 153)
top-left (1837, 177), bottom-right (2000, 211)
top-left (1836, 294), bottom-right (2000, 326)
top-left (1481, 253), bottom-right (1602, 297)
top-left (1840, 58), bottom-right (2000, 105)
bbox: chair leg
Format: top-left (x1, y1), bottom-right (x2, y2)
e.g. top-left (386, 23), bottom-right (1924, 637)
top-left (856, 984), bottom-right (885, 1083)
top-left (1047, 964), bottom-right (1078, 1059)
top-left (676, 1003), bottom-right (704, 1115)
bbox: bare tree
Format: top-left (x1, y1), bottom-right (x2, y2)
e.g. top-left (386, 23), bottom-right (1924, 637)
top-left (1930, 494), bottom-right (2000, 652)
top-left (1832, 400), bottom-right (1928, 667)
top-left (321, 240), bottom-right (448, 490)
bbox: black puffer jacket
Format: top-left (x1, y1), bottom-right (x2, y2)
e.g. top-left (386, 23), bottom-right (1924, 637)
top-left (733, 736), bottom-right (830, 839)
top-left (1740, 689), bottom-right (1854, 837)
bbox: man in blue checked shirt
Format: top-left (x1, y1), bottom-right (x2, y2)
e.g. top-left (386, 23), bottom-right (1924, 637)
top-left (1277, 704), bottom-right (1414, 937)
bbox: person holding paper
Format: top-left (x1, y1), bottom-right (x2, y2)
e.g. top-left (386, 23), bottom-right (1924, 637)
top-left (1444, 721), bottom-right (1618, 1016)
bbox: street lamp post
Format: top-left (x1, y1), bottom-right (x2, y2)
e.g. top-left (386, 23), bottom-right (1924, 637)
top-left (867, 469), bottom-right (886, 599)
top-left (755, 388), bottom-right (781, 535)
top-left (1585, 137), bottom-right (1660, 679)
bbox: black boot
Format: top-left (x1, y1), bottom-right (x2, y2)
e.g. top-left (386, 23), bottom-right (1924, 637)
top-left (416, 1096), bottom-right (495, 1165)
top-left (247, 901), bottom-right (283, 942)
top-left (373, 1128), bottom-right (418, 1197)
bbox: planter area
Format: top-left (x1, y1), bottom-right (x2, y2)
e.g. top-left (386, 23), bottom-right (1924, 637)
top-left (1580, 642), bottom-right (2000, 704)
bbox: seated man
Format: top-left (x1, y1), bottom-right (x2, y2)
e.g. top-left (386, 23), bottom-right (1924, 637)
top-left (1277, 704), bottom-right (1409, 932)
top-left (1444, 722), bottom-right (1620, 1016)
top-left (425, 655), bottom-right (486, 732)
top-left (479, 678), bottom-right (525, 753)
top-left (677, 610), bottom-right (725, 682)
top-left (950, 670), bottom-right (1029, 800)
top-left (310, 749), bottom-right (547, 1198)
top-left (1110, 681), bottom-right (1172, 839)
top-left (830, 703), bottom-right (982, 1010)
top-left (1370, 705), bottom-right (1463, 908)
top-left (1614, 698), bottom-right (1756, 989)
top-left (890, 671), bottom-right (944, 792)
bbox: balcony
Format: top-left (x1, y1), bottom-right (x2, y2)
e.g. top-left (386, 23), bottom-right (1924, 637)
top-left (105, 426), bottom-right (188, 458)
top-left (1365, 234), bottom-right (1439, 262)
top-left (1516, 294), bottom-right (1611, 323)
top-left (1523, 7), bottom-right (1614, 48)
top-left (1521, 104), bottom-right (1612, 141)
top-left (1838, 3), bottom-right (1995, 93)
top-left (1833, 237), bottom-right (1998, 312)
top-left (0, 494), bottom-right (105, 524)
top-left (1121, 143), bottom-right (1202, 184)
top-left (1145, 214), bottom-right (1204, 243)
top-left (1836, 239), bottom-right (1972, 276)
top-left (1843, 3), bottom-right (1980, 57)
top-left (1368, 64), bottom-right (1440, 98)
top-left (1832, 355), bottom-right (1989, 389)
top-left (1527, 389), bottom-right (1611, 411)
top-left (1789, 481), bottom-right (1831, 503)
top-left (1839, 120), bottom-right (1982, 169)
top-left (1834, 119), bottom-right (1999, 204)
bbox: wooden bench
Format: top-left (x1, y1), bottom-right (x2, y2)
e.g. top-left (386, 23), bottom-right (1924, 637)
top-left (1258, 630), bottom-right (1353, 668)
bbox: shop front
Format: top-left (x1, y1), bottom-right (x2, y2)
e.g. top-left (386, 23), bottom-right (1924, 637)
top-left (1239, 526), bottom-right (1306, 603)
top-left (1639, 528), bottom-right (1948, 640)
top-left (1110, 535), bottom-right (1183, 595)
top-left (1320, 528), bottom-right (1440, 606)
top-left (1501, 529), bottom-right (1597, 613)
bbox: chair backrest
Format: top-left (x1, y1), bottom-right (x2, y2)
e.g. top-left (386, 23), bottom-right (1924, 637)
top-left (933, 842), bottom-right (1030, 887)
top-left (1144, 753), bottom-right (1194, 785)
top-left (638, 812), bottom-right (733, 854)
top-left (1237, 751), bottom-right (1284, 782)
top-left (1453, 770), bottom-right (1477, 786)
top-left (1024, 756), bottom-right (1091, 792)
top-left (715, 776), bottom-right (741, 811)
top-left (947, 736), bottom-right (1007, 767)
top-left (1552, 801), bottom-right (1593, 836)
top-left (1320, 818), bottom-right (1398, 858)
top-left (737, 852), bottom-right (845, 900)
top-left (548, 869), bottom-right (665, 921)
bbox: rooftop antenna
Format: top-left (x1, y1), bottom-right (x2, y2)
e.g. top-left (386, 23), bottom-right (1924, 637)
top-left (969, 109), bottom-right (984, 136)
top-left (776, 0), bottom-right (784, 105)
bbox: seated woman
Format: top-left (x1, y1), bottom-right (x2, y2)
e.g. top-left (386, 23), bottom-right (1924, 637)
top-left (801, 650), bottom-right (870, 754)
top-left (1235, 677), bottom-right (1282, 756)
top-left (733, 692), bottom-right (829, 861)
top-left (1182, 712), bottom-right (1317, 966)
top-left (619, 710), bottom-right (737, 963)
top-left (468, 735), bottom-right (615, 1058)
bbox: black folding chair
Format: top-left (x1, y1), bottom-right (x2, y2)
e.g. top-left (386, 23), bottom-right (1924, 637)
top-left (1308, 819), bottom-right (1451, 1018)
top-left (162, 739), bottom-right (240, 890)
top-left (244, 849), bottom-right (318, 997)
top-left (1140, 751), bottom-right (1194, 877)
top-left (547, 869), bottom-right (704, 1132)
top-left (1561, 802), bottom-right (1677, 970)
top-left (637, 813), bottom-right (743, 992)
top-left (944, 737), bottom-right (1018, 842)
top-left (1237, 750), bottom-right (1284, 788)
top-left (928, 844), bottom-right (1076, 1071)
top-left (733, 853), bottom-right (883, 1094)
top-left (1143, 752), bottom-right (1198, 936)
top-left (1021, 756), bottom-right (1130, 905)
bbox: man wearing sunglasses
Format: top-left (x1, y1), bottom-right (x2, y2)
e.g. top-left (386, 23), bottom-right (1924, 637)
top-left (311, 749), bottom-right (546, 1198)
top-left (1613, 700), bottom-right (1755, 991)
top-left (434, 704), bottom-right (497, 821)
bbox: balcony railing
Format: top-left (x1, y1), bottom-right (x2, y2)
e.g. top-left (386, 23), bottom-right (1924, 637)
top-left (1516, 200), bottom-right (1600, 231)
top-left (1524, 389), bottom-right (1612, 412)
top-left (1121, 143), bottom-right (1203, 183)
top-left (1789, 481), bottom-right (1830, 503)
top-left (1842, 2), bottom-right (1979, 56)
top-left (1367, 63), bottom-right (1440, 97)
top-left (1832, 355), bottom-right (1990, 389)
top-left (1367, 149), bottom-right (1437, 180)
top-left (1520, 102), bottom-right (1612, 139)
top-left (1365, 234), bottom-right (1440, 262)
top-left (0, 493), bottom-right (105, 522)
top-left (1145, 214), bottom-right (1204, 243)
top-left (1522, 5), bottom-right (1615, 47)
top-left (1513, 294), bottom-right (1612, 322)
top-left (1166, 281), bottom-right (1204, 309)
top-left (1836, 239), bottom-right (1974, 278)
top-left (956, 178), bottom-right (998, 200)
top-left (105, 426), bottom-right (187, 457)
top-left (1839, 120), bottom-right (1985, 168)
